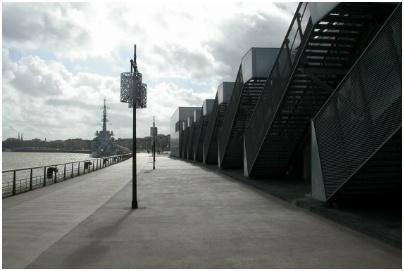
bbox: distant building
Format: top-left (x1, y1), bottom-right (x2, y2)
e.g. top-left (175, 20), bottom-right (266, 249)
top-left (170, 107), bottom-right (200, 157)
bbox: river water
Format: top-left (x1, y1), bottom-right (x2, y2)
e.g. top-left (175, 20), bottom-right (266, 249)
top-left (2, 152), bottom-right (92, 171)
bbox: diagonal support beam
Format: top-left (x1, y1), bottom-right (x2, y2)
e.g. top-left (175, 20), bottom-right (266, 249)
top-left (307, 73), bottom-right (335, 93)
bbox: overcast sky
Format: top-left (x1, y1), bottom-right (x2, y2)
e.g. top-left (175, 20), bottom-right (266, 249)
top-left (2, 1), bottom-right (298, 141)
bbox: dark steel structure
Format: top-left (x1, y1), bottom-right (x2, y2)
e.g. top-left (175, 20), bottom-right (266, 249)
top-left (244, 2), bottom-right (398, 177)
top-left (218, 48), bottom-right (279, 169)
top-left (185, 108), bottom-right (202, 160)
top-left (202, 82), bottom-right (234, 165)
top-left (192, 99), bottom-right (214, 162)
top-left (311, 4), bottom-right (402, 203)
top-left (170, 2), bottom-right (401, 205)
top-left (170, 107), bottom-right (200, 158)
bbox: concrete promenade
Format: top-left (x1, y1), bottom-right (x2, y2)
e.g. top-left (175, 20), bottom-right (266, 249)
top-left (3, 154), bottom-right (402, 268)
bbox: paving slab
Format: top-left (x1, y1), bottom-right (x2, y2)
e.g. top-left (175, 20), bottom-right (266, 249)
top-left (2, 154), bottom-right (149, 269)
top-left (22, 155), bottom-right (401, 269)
top-left (204, 163), bottom-right (402, 249)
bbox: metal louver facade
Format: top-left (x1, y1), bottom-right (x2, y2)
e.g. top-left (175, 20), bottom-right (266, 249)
top-left (203, 83), bottom-right (234, 165)
top-left (218, 48), bottom-right (279, 169)
top-left (169, 2), bottom-right (401, 205)
top-left (311, 4), bottom-right (402, 202)
top-left (170, 107), bottom-right (199, 158)
top-left (243, 2), bottom-right (398, 177)
top-left (193, 100), bottom-right (214, 162)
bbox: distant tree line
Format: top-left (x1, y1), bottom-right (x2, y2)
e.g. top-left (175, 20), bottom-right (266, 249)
top-left (115, 134), bottom-right (171, 152)
top-left (2, 138), bottom-right (91, 150)
top-left (3, 134), bottom-right (171, 152)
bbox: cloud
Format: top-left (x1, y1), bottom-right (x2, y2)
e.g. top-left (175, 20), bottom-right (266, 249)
top-left (2, 49), bottom-right (120, 140)
top-left (5, 55), bottom-right (72, 97)
top-left (2, 49), bottom-right (214, 140)
top-left (137, 81), bottom-right (213, 137)
top-left (205, 4), bottom-right (296, 79)
top-left (3, 3), bottom-right (92, 59)
top-left (2, 2), bottom-right (298, 141)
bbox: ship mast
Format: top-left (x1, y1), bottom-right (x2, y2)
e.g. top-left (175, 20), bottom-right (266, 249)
top-left (102, 97), bottom-right (108, 134)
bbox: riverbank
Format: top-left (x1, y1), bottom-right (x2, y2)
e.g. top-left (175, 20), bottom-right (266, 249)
top-left (4, 149), bottom-right (91, 154)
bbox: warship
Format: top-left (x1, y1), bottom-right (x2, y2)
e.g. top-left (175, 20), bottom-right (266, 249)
top-left (91, 98), bottom-right (116, 158)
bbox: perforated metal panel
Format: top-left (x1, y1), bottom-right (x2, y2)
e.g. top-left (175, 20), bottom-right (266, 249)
top-left (121, 72), bottom-right (147, 109)
top-left (218, 67), bottom-right (268, 169)
top-left (203, 93), bottom-right (223, 164)
top-left (244, 2), bottom-right (397, 177)
top-left (185, 118), bottom-right (196, 160)
top-left (244, 3), bottom-right (312, 176)
top-left (193, 112), bottom-right (211, 162)
top-left (313, 4), bottom-right (402, 201)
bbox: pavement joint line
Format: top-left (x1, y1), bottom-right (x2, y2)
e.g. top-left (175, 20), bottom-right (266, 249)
top-left (3, 154), bottom-right (401, 269)
top-left (167, 156), bottom-right (402, 250)
top-left (2, 156), bottom-right (150, 269)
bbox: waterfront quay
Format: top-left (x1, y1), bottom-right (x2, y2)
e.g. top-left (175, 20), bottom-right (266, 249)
top-left (2, 154), bottom-right (401, 269)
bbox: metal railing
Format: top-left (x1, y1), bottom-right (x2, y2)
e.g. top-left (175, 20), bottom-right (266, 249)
top-left (186, 120), bottom-right (197, 160)
top-left (2, 153), bottom-right (132, 198)
top-left (217, 65), bottom-right (244, 166)
top-left (244, 2), bottom-right (312, 174)
top-left (193, 112), bottom-right (211, 162)
top-left (202, 93), bottom-right (220, 164)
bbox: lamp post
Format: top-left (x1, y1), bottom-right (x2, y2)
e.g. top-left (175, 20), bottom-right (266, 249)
top-left (120, 44), bottom-right (147, 209)
top-left (131, 72), bottom-right (137, 209)
top-left (150, 116), bottom-right (158, 170)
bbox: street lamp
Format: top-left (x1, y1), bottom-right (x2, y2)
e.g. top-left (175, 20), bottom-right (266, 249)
top-left (120, 44), bottom-right (147, 209)
top-left (150, 116), bottom-right (158, 170)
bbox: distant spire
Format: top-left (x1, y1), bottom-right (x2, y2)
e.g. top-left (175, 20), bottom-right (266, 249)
top-left (21, 132), bottom-right (23, 141)
top-left (18, 132), bottom-right (20, 141)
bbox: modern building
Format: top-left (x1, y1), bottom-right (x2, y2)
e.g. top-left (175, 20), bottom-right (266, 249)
top-left (170, 2), bottom-right (401, 205)
top-left (170, 107), bottom-right (200, 157)
top-left (203, 82), bottom-right (235, 165)
top-left (193, 99), bottom-right (215, 162)
top-left (218, 48), bottom-right (279, 169)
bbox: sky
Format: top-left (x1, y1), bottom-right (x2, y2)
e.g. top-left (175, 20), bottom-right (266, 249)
top-left (2, 1), bottom-right (298, 141)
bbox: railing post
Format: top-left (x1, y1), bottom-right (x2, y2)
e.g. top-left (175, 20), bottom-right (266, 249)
top-left (43, 167), bottom-right (47, 187)
top-left (54, 166), bottom-right (57, 183)
top-left (285, 39), bottom-right (294, 68)
top-left (295, 12), bottom-right (304, 40)
top-left (64, 164), bottom-right (67, 180)
top-left (78, 162), bottom-right (80, 176)
top-left (12, 170), bottom-right (16, 195)
top-left (71, 163), bottom-right (74, 178)
top-left (30, 168), bottom-right (33, 191)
